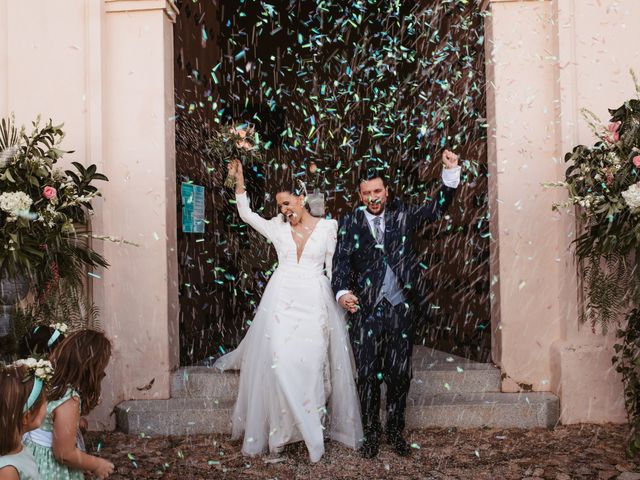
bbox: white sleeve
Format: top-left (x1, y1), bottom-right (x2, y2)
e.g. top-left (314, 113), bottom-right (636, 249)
top-left (335, 290), bottom-right (350, 302)
top-left (324, 219), bottom-right (338, 282)
top-left (441, 165), bottom-right (461, 188)
top-left (235, 192), bottom-right (277, 241)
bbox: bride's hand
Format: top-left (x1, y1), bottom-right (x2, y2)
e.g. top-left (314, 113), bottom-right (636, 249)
top-left (338, 292), bottom-right (359, 314)
top-left (227, 158), bottom-right (242, 178)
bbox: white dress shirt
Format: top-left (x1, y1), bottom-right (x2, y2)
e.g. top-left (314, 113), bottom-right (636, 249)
top-left (335, 165), bottom-right (461, 302)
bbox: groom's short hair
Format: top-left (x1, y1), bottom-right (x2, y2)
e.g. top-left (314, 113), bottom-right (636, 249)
top-left (358, 170), bottom-right (388, 189)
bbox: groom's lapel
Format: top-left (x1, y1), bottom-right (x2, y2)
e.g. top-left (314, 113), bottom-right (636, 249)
top-left (383, 207), bottom-right (397, 251)
top-left (355, 208), bottom-right (377, 247)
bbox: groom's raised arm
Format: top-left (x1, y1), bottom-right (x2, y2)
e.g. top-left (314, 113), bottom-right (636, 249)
top-left (407, 155), bottom-right (461, 230)
top-left (331, 214), bottom-right (354, 298)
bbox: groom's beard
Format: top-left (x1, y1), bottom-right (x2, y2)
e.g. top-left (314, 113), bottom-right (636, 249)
top-left (365, 198), bottom-right (385, 216)
top-left (366, 205), bottom-right (385, 216)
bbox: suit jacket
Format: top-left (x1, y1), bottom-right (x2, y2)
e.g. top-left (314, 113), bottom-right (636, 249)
top-left (331, 184), bottom-right (456, 332)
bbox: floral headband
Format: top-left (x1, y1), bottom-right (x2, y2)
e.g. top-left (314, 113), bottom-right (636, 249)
top-left (47, 322), bottom-right (68, 348)
top-left (13, 358), bottom-right (54, 412)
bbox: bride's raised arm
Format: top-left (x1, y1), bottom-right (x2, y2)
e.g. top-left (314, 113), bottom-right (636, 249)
top-left (229, 159), bottom-right (278, 242)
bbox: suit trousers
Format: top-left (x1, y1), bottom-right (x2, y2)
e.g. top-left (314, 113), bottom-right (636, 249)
top-left (349, 298), bottom-right (413, 437)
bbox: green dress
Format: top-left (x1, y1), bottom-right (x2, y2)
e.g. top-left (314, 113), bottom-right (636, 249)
top-left (25, 388), bottom-right (84, 480)
top-left (0, 445), bottom-right (40, 480)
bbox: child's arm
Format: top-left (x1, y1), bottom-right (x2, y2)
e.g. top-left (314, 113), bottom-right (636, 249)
top-left (52, 398), bottom-right (114, 479)
top-left (0, 466), bottom-right (19, 480)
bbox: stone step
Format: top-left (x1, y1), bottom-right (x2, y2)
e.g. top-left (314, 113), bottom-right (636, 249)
top-left (115, 392), bottom-right (559, 436)
top-left (171, 347), bottom-right (502, 400)
top-left (115, 398), bottom-right (234, 437)
top-left (404, 392), bottom-right (559, 430)
top-left (170, 367), bottom-right (502, 401)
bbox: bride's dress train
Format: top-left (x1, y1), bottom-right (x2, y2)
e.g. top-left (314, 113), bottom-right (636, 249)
top-left (214, 192), bottom-right (363, 462)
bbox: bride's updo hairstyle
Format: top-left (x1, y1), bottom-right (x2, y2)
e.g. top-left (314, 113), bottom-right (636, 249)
top-left (265, 165), bottom-right (310, 221)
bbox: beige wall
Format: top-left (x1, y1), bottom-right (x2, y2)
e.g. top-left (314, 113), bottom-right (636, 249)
top-left (0, 0), bottom-right (179, 428)
top-left (487, 0), bottom-right (639, 423)
top-left (1, 0), bottom-right (93, 162)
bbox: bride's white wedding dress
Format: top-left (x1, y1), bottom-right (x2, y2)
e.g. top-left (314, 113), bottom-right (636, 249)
top-left (214, 192), bottom-right (363, 462)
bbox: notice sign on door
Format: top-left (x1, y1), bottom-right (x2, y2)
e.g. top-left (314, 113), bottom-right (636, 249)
top-left (181, 182), bottom-right (205, 233)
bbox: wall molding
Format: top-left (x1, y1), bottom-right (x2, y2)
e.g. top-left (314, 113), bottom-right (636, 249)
top-left (105, 0), bottom-right (179, 23)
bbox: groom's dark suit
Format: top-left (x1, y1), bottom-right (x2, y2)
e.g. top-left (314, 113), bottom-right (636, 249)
top-left (332, 184), bottom-right (456, 439)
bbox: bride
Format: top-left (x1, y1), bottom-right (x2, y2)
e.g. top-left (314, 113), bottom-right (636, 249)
top-left (214, 159), bottom-right (363, 462)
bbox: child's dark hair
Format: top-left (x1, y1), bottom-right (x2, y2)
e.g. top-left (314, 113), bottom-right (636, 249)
top-left (48, 330), bottom-right (112, 416)
top-left (0, 364), bottom-right (47, 455)
top-left (19, 324), bottom-right (65, 357)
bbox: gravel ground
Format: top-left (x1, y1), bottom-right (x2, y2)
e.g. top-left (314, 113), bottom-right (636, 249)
top-left (85, 424), bottom-right (639, 479)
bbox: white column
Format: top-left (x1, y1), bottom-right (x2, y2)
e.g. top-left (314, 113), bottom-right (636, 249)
top-left (90, 0), bottom-right (179, 428)
top-left (485, 0), bottom-right (563, 392)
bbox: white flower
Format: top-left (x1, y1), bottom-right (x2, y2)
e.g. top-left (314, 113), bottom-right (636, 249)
top-left (606, 151), bottom-right (621, 166)
top-left (15, 358), bottom-right (38, 368)
top-left (0, 145), bottom-right (20, 167)
top-left (14, 358), bottom-right (54, 382)
top-left (622, 183), bottom-right (640, 209)
top-left (0, 191), bottom-right (33, 217)
top-left (50, 322), bottom-right (68, 333)
top-left (52, 168), bottom-right (67, 181)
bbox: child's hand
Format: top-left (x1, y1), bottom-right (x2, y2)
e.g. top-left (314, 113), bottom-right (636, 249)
top-left (92, 458), bottom-right (114, 479)
top-left (79, 417), bottom-right (88, 434)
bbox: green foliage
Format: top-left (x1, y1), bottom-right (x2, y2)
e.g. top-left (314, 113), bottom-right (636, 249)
top-left (612, 309), bottom-right (640, 458)
top-left (579, 253), bottom-right (637, 331)
top-left (0, 115), bottom-right (109, 291)
top-left (5, 280), bottom-right (100, 359)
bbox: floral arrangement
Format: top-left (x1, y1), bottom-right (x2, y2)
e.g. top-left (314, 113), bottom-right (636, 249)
top-left (14, 357), bottom-right (54, 382)
top-left (0, 115), bottom-right (109, 289)
top-left (205, 123), bottom-right (264, 188)
top-left (551, 74), bottom-right (640, 457)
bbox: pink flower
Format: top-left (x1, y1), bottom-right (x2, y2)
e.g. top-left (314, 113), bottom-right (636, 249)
top-left (43, 186), bottom-right (57, 200)
top-left (605, 171), bottom-right (615, 186)
top-left (606, 121), bottom-right (621, 143)
top-left (633, 155), bottom-right (640, 168)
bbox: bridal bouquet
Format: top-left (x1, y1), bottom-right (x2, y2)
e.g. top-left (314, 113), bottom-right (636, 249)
top-left (205, 124), bottom-right (264, 188)
top-left (550, 75), bottom-right (640, 457)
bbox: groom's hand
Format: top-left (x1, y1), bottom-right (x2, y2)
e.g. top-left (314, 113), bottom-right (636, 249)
top-left (338, 291), bottom-right (359, 313)
top-left (442, 149), bottom-right (459, 169)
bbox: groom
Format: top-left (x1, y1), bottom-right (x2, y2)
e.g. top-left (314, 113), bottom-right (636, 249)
top-left (332, 151), bottom-right (460, 458)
